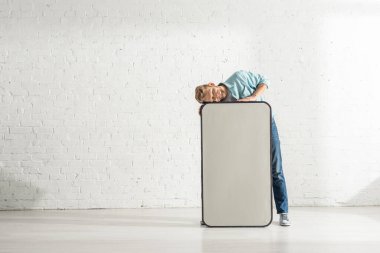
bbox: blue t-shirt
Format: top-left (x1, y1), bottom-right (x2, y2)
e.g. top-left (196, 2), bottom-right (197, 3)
top-left (218, 70), bottom-right (270, 101)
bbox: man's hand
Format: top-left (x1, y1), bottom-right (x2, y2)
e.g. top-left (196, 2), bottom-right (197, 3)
top-left (237, 83), bottom-right (267, 102)
top-left (237, 95), bottom-right (257, 102)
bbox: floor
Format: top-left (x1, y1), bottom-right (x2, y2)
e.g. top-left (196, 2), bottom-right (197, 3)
top-left (0, 207), bottom-right (379, 253)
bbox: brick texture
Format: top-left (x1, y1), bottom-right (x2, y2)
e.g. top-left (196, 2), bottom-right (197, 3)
top-left (1, 0), bottom-right (380, 209)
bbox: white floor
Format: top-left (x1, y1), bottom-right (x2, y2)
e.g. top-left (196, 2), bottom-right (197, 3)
top-left (0, 207), bottom-right (379, 253)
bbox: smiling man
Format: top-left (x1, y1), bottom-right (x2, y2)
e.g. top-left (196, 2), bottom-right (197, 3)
top-left (195, 70), bottom-right (290, 226)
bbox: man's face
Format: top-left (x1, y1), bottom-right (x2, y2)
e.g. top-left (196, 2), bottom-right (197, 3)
top-left (201, 83), bottom-right (223, 102)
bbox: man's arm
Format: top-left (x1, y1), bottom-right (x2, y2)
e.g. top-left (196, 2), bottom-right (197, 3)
top-left (237, 83), bottom-right (267, 102)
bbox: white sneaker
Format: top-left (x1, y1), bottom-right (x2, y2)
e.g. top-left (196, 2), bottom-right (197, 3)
top-left (279, 213), bottom-right (291, 226)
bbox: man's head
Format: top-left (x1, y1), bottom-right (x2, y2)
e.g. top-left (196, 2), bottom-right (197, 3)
top-left (195, 83), bottom-right (227, 103)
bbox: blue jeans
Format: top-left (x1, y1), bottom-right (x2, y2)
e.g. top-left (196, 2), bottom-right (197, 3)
top-left (271, 117), bottom-right (289, 214)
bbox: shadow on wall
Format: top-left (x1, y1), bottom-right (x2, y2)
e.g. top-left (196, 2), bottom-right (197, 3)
top-left (0, 174), bottom-right (45, 210)
top-left (256, 0), bottom-right (380, 205)
top-left (344, 177), bottom-right (380, 206)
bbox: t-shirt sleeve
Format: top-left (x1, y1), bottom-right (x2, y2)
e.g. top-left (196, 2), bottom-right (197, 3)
top-left (258, 74), bottom-right (270, 89)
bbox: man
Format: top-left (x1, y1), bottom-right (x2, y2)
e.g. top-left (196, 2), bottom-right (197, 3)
top-left (195, 70), bottom-right (291, 226)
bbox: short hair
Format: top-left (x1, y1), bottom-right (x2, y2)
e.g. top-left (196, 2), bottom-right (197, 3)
top-left (195, 84), bottom-right (209, 103)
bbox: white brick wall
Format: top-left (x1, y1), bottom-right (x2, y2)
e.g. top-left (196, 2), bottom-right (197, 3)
top-left (1, 0), bottom-right (380, 210)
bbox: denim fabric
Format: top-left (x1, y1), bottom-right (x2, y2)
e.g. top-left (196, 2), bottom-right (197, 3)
top-left (271, 117), bottom-right (289, 214)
